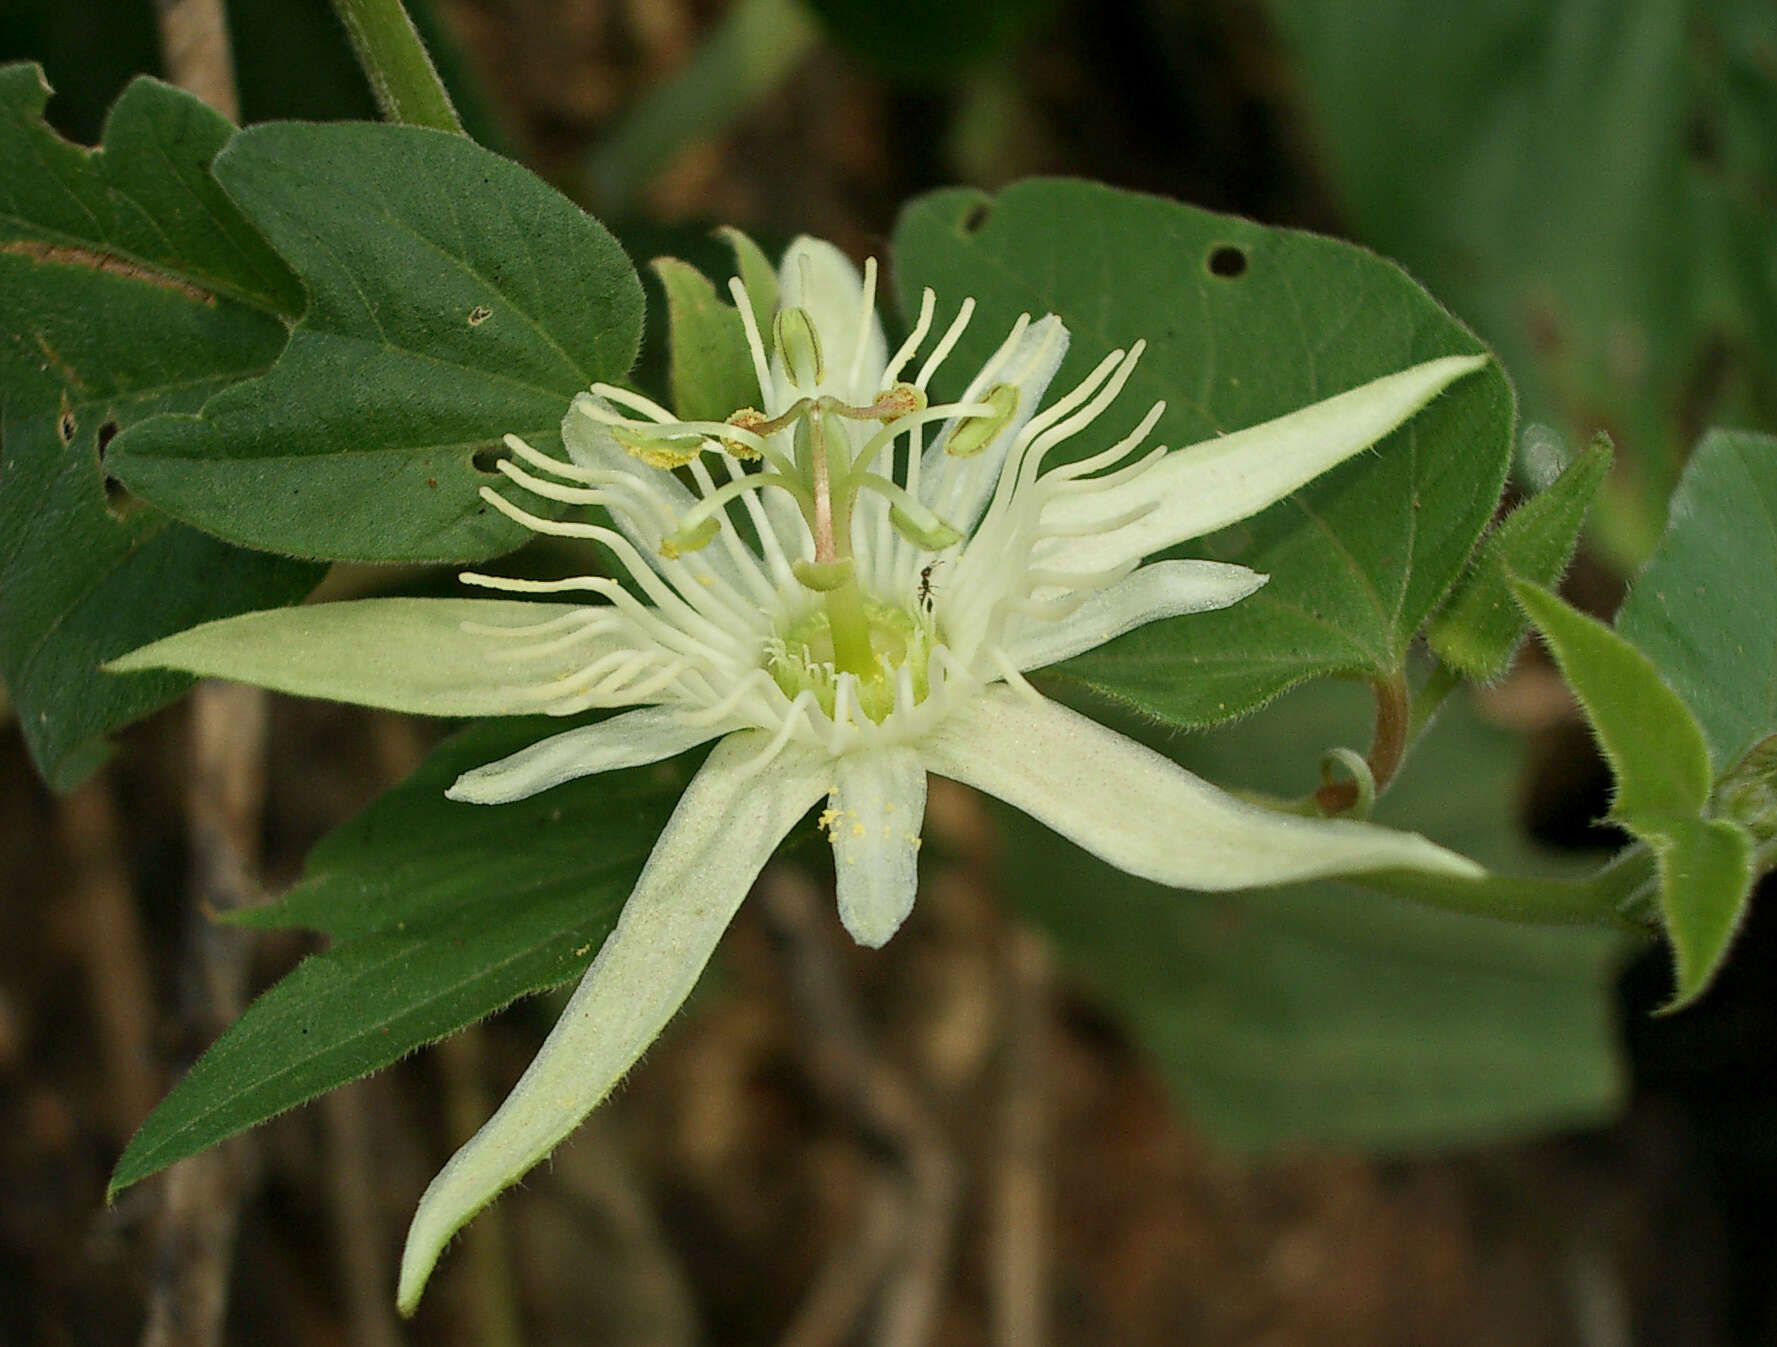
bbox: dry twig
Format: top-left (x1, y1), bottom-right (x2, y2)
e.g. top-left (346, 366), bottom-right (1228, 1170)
top-left (758, 866), bottom-right (959, 1347)
top-left (140, 682), bottom-right (269, 1347)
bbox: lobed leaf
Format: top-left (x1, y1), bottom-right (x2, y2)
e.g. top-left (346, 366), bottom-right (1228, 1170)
top-left (105, 120), bottom-right (645, 563)
top-left (0, 66), bottom-right (320, 789)
top-left (1512, 578), bottom-right (1712, 821)
top-left (1515, 578), bottom-right (1757, 1008)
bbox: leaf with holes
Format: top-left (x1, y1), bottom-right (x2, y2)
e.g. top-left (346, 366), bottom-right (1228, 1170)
top-left (105, 120), bottom-right (645, 563)
top-left (0, 66), bottom-right (320, 790)
top-left (893, 180), bottom-right (1513, 729)
top-left (108, 715), bottom-right (705, 1197)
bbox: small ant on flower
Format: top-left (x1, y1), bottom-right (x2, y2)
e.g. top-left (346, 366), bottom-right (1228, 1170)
top-left (917, 562), bottom-right (940, 613)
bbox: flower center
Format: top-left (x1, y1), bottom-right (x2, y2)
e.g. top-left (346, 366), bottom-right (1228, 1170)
top-left (768, 600), bottom-right (933, 724)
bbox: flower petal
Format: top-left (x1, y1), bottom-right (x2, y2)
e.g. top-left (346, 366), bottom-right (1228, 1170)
top-left (397, 732), bottom-right (831, 1314)
top-left (447, 707), bottom-right (724, 804)
top-left (824, 747), bottom-right (927, 947)
top-left (107, 598), bottom-right (608, 716)
top-left (1038, 355), bottom-right (1488, 575)
top-left (921, 686), bottom-right (1483, 889)
top-left (922, 314), bottom-right (1070, 536)
top-left (775, 236), bottom-right (888, 406)
top-left (561, 395), bottom-right (768, 597)
top-left (1008, 559), bottom-right (1268, 672)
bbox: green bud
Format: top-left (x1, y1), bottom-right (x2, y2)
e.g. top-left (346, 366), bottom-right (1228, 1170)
top-left (773, 306), bottom-right (825, 389)
top-left (791, 557), bottom-right (857, 592)
top-left (946, 383), bottom-right (1019, 458)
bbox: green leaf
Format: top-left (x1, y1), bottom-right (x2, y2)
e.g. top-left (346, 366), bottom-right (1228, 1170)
top-left (1716, 734), bottom-right (1777, 844)
top-left (1615, 429), bottom-right (1777, 775)
top-left (106, 120), bottom-right (645, 563)
top-left (1512, 578), bottom-right (1712, 820)
top-left (717, 225), bottom-right (778, 338)
top-left (1514, 578), bottom-right (1757, 1007)
top-left (0, 67), bottom-right (320, 789)
top-left (1265, 0), bottom-right (1772, 567)
top-left (1639, 813), bottom-right (1754, 1011)
top-left (1428, 437), bottom-right (1610, 681)
top-left (652, 255), bottom-right (761, 424)
top-left (999, 681), bottom-right (1624, 1152)
top-left (109, 715), bottom-right (703, 1197)
top-left (892, 180), bottom-right (1513, 730)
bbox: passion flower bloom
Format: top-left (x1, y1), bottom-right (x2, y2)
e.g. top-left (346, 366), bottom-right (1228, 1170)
top-left (115, 237), bottom-right (1487, 1310)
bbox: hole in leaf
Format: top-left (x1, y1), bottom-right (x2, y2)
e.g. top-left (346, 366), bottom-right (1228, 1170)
top-left (103, 475), bottom-right (145, 521)
top-left (96, 420), bottom-right (120, 460)
top-left (1207, 245), bottom-right (1247, 279)
top-left (468, 305), bottom-right (492, 326)
top-left (59, 411), bottom-right (76, 444)
top-left (961, 201), bottom-right (992, 235)
top-left (472, 447), bottom-right (505, 474)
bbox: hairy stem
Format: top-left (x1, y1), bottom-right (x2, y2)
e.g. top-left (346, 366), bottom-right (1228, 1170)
top-left (330, 0), bottom-right (464, 134)
top-left (1317, 670), bottom-right (1412, 814)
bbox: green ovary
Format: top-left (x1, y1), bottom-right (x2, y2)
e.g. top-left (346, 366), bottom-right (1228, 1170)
top-left (768, 600), bottom-right (932, 723)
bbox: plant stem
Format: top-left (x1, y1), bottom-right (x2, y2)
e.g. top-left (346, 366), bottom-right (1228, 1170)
top-left (1317, 670), bottom-right (1411, 813)
top-left (330, 0), bottom-right (464, 134)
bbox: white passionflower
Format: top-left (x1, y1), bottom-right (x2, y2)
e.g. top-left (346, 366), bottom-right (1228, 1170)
top-left (115, 237), bottom-right (1488, 1311)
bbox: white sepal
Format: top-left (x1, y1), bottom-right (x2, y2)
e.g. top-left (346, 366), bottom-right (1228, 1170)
top-left (922, 314), bottom-right (1069, 537)
top-left (1008, 559), bottom-right (1267, 672)
top-left (922, 686), bottom-right (1483, 890)
top-left (825, 747), bottom-right (928, 948)
top-left (447, 707), bottom-right (724, 804)
top-left (397, 733), bottom-right (831, 1314)
top-left (1037, 355), bottom-right (1488, 575)
top-left (106, 599), bottom-right (600, 717)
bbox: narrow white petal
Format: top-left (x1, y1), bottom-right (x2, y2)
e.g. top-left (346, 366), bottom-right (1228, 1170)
top-left (106, 599), bottom-right (609, 716)
top-left (921, 315), bottom-right (1070, 536)
top-left (921, 687), bottom-right (1483, 890)
top-left (560, 396), bottom-right (763, 599)
top-left (825, 747), bottom-right (927, 947)
top-left (1038, 355), bottom-right (1488, 575)
top-left (775, 236), bottom-right (888, 404)
top-left (447, 707), bottom-right (725, 804)
top-left (398, 733), bottom-right (831, 1313)
top-left (1008, 560), bottom-right (1268, 672)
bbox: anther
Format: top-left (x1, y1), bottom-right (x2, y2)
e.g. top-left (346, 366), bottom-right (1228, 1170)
top-left (659, 516), bottom-right (721, 559)
top-left (946, 382), bottom-right (1019, 458)
top-left (827, 382), bottom-right (927, 422)
top-left (612, 425), bottom-right (704, 468)
top-left (773, 306), bottom-right (825, 388)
